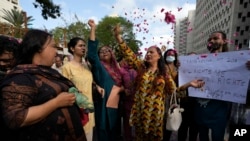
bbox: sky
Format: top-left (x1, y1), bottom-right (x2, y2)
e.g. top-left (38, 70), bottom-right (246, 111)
top-left (19, 0), bottom-right (196, 53)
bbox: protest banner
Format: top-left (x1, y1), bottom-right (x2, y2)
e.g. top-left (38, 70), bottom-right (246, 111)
top-left (179, 50), bottom-right (250, 104)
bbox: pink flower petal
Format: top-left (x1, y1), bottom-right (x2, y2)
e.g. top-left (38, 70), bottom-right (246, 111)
top-left (200, 54), bottom-right (208, 58)
top-left (213, 53), bottom-right (218, 56)
top-left (177, 7), bottom-right (182, 11)
top-left (161, 8), bottom-right (165, 13)
top-left (164, 12), bottom-right (176, 24)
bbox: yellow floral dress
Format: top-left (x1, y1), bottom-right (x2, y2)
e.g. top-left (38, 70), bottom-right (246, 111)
top-left (118, 42), bottom-right (176, 141)
top-left (61, 61), bottom-right (95, 135)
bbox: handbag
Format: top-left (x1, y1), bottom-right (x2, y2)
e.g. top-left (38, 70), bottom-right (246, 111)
top-left (166, 90), bottom-right (184, 131)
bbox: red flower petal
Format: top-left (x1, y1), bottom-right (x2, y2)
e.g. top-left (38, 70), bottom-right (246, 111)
top-left (200, 54), bottom-right (208, 58)
top-left (161, 8), bottom-right (165, 13)
top-left (177, 7), bottom-right (182, 11)
top-left (164, 12), bottom-right (176, 24)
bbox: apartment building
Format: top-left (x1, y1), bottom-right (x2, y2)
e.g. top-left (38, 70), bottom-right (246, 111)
top-left (174, 10), bottom-right (196, 55)
top-left (0, 0), bottom-right (22, 23)
top-left (174, 0), bottom-right (250, 54)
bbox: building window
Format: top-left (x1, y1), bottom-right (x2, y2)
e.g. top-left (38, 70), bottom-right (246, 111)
top-left (238, 13), bottom-right (242, 18)
top-left (244, 2), bottom-right (248, 8)
top-left (242, 16), bottom-right (246, 22)
top-left (240, 30), bottom-right (244, 35)
top-left (246, 26), bottom-right (249, 31)
top-left (239, 43), bottom-right (242, 49)
top-left (248, 12), bottom-right (250, 17)
top-left (236, 26), bottom-right (240, 32)
top-left (244, 39), bottom-right (248, 45)
top-left (240, 0), bottom-right (244, 4)
top-left (235, 40), bottom-right (238, 45)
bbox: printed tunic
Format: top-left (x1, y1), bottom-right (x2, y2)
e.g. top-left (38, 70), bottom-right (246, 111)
top-left (118, 42), bottom-right (176, 140)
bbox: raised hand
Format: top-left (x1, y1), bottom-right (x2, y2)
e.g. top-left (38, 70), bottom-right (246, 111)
top-left (88, 19), bottom-right (96, 28)
top-left (113, 23), bottom-right (123, 43)
top-left (113, 23), bottom-right (121, 36)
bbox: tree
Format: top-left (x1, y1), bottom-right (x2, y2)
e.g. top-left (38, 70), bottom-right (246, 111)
top-left (33, 0), bottom-right (61, 20)
top-left (1, 9), bottom-right (34, 28)
top-left (1, 9), bottom-right (34, 38)
top-left (96, 16), bottom-right (142, 59)
top-left (51, 21), bottom-right (89, 48)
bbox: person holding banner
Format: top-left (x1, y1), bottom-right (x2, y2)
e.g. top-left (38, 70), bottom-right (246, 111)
top-left (194, 31), bottom-right (231, 141)
top-left (113, 24), bottom-right (205, 141)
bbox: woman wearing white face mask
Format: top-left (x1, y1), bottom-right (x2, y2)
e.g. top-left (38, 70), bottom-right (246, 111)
top-left (164, 49), bottom-right (179, 84)
top-left (162, 49), bottom-right (179, 141)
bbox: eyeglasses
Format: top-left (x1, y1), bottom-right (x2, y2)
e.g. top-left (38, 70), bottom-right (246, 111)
top-left (99, 49), bottom-right (110, 54)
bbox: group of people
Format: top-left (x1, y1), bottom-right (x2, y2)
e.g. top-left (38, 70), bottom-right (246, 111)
top-left (0, 18), bottom-right (249, 141)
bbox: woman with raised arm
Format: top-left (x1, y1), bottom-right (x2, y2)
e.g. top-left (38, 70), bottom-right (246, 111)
top-left (86, 20), bottom-right (123, 141)
top-left (113, 24), bottom-right (205, 141)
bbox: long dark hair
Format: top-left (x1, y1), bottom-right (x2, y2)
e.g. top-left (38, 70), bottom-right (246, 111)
top-left (16, 29), bottom-right (52, 65)
top-left (136, 46), bottom-right (171, 93)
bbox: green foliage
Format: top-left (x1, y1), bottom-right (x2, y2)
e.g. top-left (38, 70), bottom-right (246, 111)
top-left (96, 16), bottom-right (141, 60)
top-left (0, 9), bottom-right (34, 38)
top-left (67, 22), bottom-right (89, 40)
top-left (51, 21), bottom-right (89, 47)
top-left (33, 0), bottom-right (61, 20)
top-left (1, 9), bottom-right (34, 28)
top-left (51, 16), bottom-right (142, 60)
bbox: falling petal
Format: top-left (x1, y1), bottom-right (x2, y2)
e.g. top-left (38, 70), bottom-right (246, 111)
top-left (235, 45), bottom-right (239, 50)
top-left (200, 54), bottom-right (208, 58)
top-left (233, 32), bottom-right (239, 37)
top-left (221, 0), bottom-right (226, 4)
top-left (164, 12), bottom-right (176, 24)
top-left (213, 53), bottom-right (218, 57)
top-left (161, 8), bottom-right (165, 13)
top-left (177, 7), bottom-right (182, 11)
top-left (187, 27), bottom-right (193, 33)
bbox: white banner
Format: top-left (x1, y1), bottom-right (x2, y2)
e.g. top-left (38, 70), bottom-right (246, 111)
top-left (179, 50), bottom-right (250, 104)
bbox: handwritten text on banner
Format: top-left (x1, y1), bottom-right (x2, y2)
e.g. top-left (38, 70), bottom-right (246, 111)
top-left (179, 50), bottom-right (250, 104)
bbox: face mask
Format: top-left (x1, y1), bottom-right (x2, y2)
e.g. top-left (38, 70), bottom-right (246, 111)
top-left (166, 56), bottom-right (175, 63)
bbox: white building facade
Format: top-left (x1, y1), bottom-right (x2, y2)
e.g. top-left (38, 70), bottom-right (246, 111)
top-left (0, 0), bottom-right (22, 23)
top-left (174, 0), bottom-right (250, 54)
